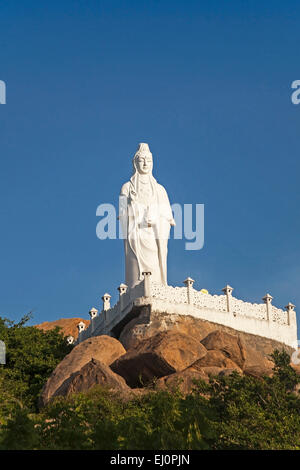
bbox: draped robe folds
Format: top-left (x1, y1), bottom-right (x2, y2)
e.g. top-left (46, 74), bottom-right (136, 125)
top-left (119, 172), bottom-right (174, 288)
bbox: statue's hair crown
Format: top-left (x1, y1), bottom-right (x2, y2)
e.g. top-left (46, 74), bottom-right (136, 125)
top-left (136, 142), bottom-right (150, 154)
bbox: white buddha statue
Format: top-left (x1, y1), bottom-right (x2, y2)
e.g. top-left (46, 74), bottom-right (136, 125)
top-left (119, 143), bottom-right (175, 288)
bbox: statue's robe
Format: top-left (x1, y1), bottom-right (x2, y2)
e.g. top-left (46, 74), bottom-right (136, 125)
top-left (119, 173), bottom-right (174, 288)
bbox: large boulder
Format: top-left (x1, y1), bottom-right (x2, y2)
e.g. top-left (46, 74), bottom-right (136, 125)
top-left (200, 330), bottom-right (246, 369)
top-left (198, 366), bottom-right (229, 377)
top-left (52, 358), bottom-right (132, 400)
top-left (243, 343), bottom-right (274, 376)
top-left (188, 349), bottom-right (242, 372)
top-left (39, 335), bottom-right (126, 407)
top-left (243, 365), bottom-right (274, 379)
top-left (157, 365), bottom-right (241, 394)
top-left (110, 331), bottom-right (207, 388)
top-left (156, 368), bottom-right (210, 393)
top-left (199, 330), bottom-right (276, 377)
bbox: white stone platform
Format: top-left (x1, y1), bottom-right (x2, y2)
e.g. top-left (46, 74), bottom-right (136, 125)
top-left (75, 274), bottom-right (298, 349)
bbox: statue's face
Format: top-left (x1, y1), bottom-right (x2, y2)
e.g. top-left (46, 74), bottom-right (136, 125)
top-left (136, 152), bottom-right (153, 175)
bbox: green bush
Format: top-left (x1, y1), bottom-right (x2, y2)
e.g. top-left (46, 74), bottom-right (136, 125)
top-left (0, 314), bottom-right (72, 413)
top-left (0, 386), bottom-right (215, 450)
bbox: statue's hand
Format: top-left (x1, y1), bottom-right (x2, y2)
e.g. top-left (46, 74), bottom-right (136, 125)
top-left (146, 215), bottom-right (157, 227)
top-left (138, 218), bottom-right (152, 229)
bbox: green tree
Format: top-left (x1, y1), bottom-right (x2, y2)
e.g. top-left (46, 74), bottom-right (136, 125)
top-left (206, 350), bottom-right (300, 450)
top-left (36, 386), bottom-right (214, 450)
top-left (0, 405), bottom-right (40, 450)
top-left (0, 314), bottom-right (72, 412)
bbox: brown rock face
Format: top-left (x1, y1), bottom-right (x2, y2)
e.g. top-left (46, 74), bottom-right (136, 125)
top-left (156, 368), bottom-right (210, 393)
top-left (198, 366), bottom-right (227, 377)
top-left (243, 365), bottom-right (274, 379)
top-left (157, 364), bottom-right (241, 394)
top-left (200, 330), bottom-right (246, 369)
top-left (39, 335), bottom-right (126, 407)
top-left (292, 364), bottom-right (300, 376)
top-left (243, 344), bottom-right (274, 370)
top-left (110, 331), bottom-right (207, 388)
top-left (118, 310), bottom-right (292, 364)
top-left (218, 368), bottom-right (242, 378)
top-left (35, 318), bottom-right (90, 340)
top-left (189, 349), bottom-right (242, 372)
top-left (113, 318), bottom-right (281, 392)
top-left (52, 358), bottom-right (132, 399)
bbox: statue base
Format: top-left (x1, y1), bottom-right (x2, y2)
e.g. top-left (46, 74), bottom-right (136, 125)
top-left (76, 275), bottom-right (298, 349)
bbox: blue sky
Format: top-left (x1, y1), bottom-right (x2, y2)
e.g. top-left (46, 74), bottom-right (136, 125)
top-left (0, 0), bottom-right (299, 326)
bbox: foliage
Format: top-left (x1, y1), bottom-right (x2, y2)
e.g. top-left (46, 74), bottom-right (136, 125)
top-left (0, 405), bottom-right (40, 450)
top-left (207, 350), bottom-right (300, 450)
top-left (0, 387), bottom-right (215, 450)
top-left (0, 314), bottom-right (72, 414)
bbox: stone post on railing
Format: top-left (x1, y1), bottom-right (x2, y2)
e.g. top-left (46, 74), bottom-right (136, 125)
top-left (89, 307), bottom-right (98, 333)
top-left (142, 272), bottom-right (152, 298)
top-left (102, 293), bottom-right (111, 312)
top-left (66, 335), bottom-right (74, 345)
top-left (77, 321), bottom-right (86, 344)
top-left (117, 283), bottom-right (128, 311)
top-left (262, 294), bottom-right (273, 321)
top-left (183, 277), bottom-right (195, 304)
top-left (222, 285), bottom-right (234, 312)
top-left (285, 302), bottom-right (296, 326)
top-left (101, 293), bottom-right (111, 330)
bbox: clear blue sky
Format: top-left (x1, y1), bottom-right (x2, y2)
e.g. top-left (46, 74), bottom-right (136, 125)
top-left (0, 0), bottom-right (299, 326)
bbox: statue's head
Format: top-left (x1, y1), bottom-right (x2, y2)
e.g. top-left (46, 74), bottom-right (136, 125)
top-left (133, 143), bottom-right (153, 175)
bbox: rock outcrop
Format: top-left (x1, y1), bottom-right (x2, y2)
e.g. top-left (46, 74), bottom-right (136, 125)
top-left (52, 358), bottom-right (132, 399)
top-left (188, 349), bottom-right (242, 372)
top-left (156, 363), bottom-right (242, 395)
top-left (243, 365), bottom-right (274, 378)
top-left (156, 368), bottom-right (210, 394)
top-left (35, 318), bottom-right (90, 340)
top-left (39, 335), bottom-right (126, 407)
top-left (39, 311), bottom-right (293, 401)
top-left (200, 330), bottom-right (246, 369)
top-left (118, 309), bottom-right (292, 362)
top-left (110, 331), bottom-right (207, 388)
